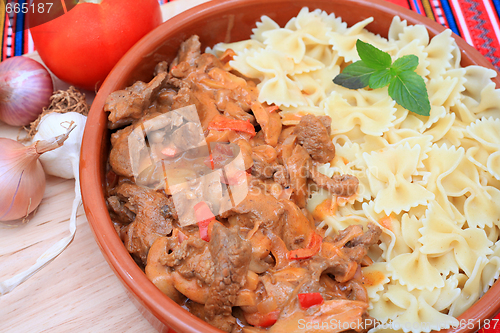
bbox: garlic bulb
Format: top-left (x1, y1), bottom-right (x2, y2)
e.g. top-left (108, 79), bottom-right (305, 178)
top-left (33, 112), bottom-right (86, 179)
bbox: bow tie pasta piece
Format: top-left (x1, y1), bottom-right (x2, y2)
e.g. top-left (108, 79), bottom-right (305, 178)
top-left (461, 66), bottom-right (500, 118)
top-left (246, 49), bottom-right (295, 75)
top-left (228, 49), bottom-right (266, 80)
top-left (250, 15), bottom-right (280, 42)
top-left (419, 201), bottom-right (492, 277)
top-left (290, 56), bottom-right (325, 75)
top-left (328, 17), bottom-right (396, 63)
top-left (401, 213), bottom-right (423, 250)
top-left (323, 89), bottom-right (397, 136)
top-left (363, 202), bottom-right (411, 261)
top-left (427, 75), bottom-right (463, 115)
top-left (262, 8), bottom-right (332, 63)
top-left (257, 75), bottom-right (306, 107)
top-left (422, 144), bottom-right (465, 220)
top-left (395, 39), bottom-right (431, 79)
top-left (428, 251), bottom-right (461, 276)
top-left (383, 129), bottom-right (433, 169)
top-left (424, 30), bottom-right (455, 79)
top-left (388, 16), bottom-right (430, 49)
top-left (423, 113), bottom-right (456, 143)
top-left (363, 144), bottom-right (434, 215)
top-left (481, 241), bottom-right (500, 293)
top-left (464, 186), bottom-right (500, 229)
top-left (401, 105), bottom-right (446, 133)
top-left (208, 39), bottom-right (264, 58)
top-left (388, 246), bottom-right (445, 291)
top-left (441, 155), bottom-right (500, 228)
top-left (467, 117), bottom-right (500, 180)
top-left (362, 262), bottom-right (391, 306)
top-left (304, 43), bottom-right (339, 67)
top-left (317, 9), bottom-right (348, 33)
top-left (449, 257), bottom-right (489, 317)
top-left (372, 282), bottom-right (459, 331)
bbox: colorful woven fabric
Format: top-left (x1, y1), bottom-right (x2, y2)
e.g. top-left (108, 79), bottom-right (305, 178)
top-left (386, 0), bottom-right (500, 69)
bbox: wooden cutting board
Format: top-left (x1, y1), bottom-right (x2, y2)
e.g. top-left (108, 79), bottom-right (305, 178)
top-left (0, 1), bottom-right (210, 332)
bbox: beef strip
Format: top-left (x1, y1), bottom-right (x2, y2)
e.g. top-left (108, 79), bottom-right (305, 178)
top-left (160, 234), bottom-right (215, 285)
top-left (221, 189), bottom-right (285, 233)
top-left (171, 35), bottom-right (201, 67)
top-left (280, 200), bottom-right (315, 250)
top-left (320, 224), bottom-right (381, 283)
top-left (105, 72), bottom-right (168, 129)
top-left (107, 195), bottom-right (135, 224)
top-left (294, 114), bottom-right (335, 163)
top-left (115, 183), bottom-right (174, 264)
top-left (286, 144), bottom-right (311, 208)
top-left (251, 102), bottom-right (282, 147)
top-left (205, 223), bottom-right (252, 332)
top-left (251, 145), bottom-right (279, 179)
top-left (309, 164), bottom-right (359, 197)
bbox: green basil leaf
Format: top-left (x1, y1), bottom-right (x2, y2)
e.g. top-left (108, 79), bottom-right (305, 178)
top-left (333, 60), bottom-right (376, 89)
top-left (356, 39), bottom-right (392, 70)
top-left (392, 55), bottom-right (419, 73)
top-left (369, 69), bottom-right (394, 89)
top-left (389, 70), bottom-right (431, 116)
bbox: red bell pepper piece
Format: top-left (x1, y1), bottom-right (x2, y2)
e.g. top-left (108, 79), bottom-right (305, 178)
top-left (161, 146), bottom-right (178, 157)
top-left (244, 310), bottom-right (280, 328)
top-left (208, 118), bottom-right (256, 137)
top-left (298, 292), bottom-right (324, 309)
top-left (288, 232), bottom-right (323, 259)
top-left (194, 201), bottom-right (215, 242)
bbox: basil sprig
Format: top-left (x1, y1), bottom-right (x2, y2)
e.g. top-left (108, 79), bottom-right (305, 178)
top-left (333, 40), bottom-right (431, 116)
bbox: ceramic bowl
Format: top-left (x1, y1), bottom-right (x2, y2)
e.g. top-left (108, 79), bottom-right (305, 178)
top-left (80, 0), bottom-right (500, 332)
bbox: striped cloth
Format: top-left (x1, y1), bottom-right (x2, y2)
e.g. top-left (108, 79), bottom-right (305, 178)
top-left (1, 0), bottom-right (499, 70)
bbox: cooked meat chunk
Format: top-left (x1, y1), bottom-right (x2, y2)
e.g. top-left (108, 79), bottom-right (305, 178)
top-left (318, 115), bottom-right (332, 135)
top-left (205, 223), bottom-right (251, 332)
top-left (105, 72), bottom-right (168, 129)
top-left (109, 126), bottom-right (134, 177)
top-left (251, 145), bottom-right (279, 179)
top-left (280, 200), bottom-right (315, 250)
top-left (107, 195), bottom-right (135, 224)
top-left (309, 165), bottom-right (359, 197)
top-left (161, 235), bottom-right (214, 284)
top-left (115, 183), bottom-right (174, 264)
top-left (251, 102), bottom-right (282, 147)
top-left (221, 189), bottom-right (284, 232)
top-left (286, 144), bottom-right (311, 208)
top-left (171, 35), bottom-right (201, 67)
top-left (294, 114), bottom-right (336, 163)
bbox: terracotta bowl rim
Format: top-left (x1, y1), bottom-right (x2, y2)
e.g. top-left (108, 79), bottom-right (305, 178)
top-left (80, 0), bottom-right (500, 332)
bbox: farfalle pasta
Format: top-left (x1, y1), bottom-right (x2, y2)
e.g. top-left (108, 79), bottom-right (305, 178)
top-left (210, 7), bottom-right (500, 332)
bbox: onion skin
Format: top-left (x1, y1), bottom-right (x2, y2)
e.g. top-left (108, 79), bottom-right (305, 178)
top-left (0, 138), bottom-right (46, 222)
top-left (0, 57), bottom-right (53, 126)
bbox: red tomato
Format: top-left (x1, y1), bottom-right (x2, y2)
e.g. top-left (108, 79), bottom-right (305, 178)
top-left (30, 0), bottom-right (162, 91)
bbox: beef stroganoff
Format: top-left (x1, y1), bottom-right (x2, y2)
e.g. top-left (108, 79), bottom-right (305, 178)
top-left (103, 6), bottom-right (500, 333)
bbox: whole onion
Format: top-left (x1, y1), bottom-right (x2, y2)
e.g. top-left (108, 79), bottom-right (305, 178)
top-left (0, 57), bottom-right (53, 126)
